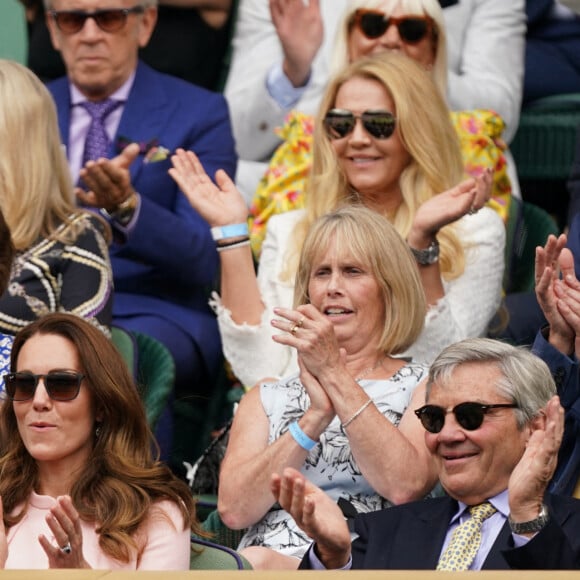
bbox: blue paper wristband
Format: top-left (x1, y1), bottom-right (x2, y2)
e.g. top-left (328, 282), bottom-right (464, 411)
top-left (288, 421), bottom-right (318, 451)
top-left (211, 222), bottom-right (249, 241)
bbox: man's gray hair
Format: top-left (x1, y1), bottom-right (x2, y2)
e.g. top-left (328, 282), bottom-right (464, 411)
top-left (426, 338), bottom-right (556, 429)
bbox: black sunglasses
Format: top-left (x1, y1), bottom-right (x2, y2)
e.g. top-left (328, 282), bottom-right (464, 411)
top-left (49, 6), bottom-right (145, 34)
top-left (414, 402), bottom-right (519, 433)
top-left (4, 371), bottom-right (85, 402)
top-left (324, 109), bottom-right (396, 140)
top-left (353, 9), bottom-right (434, 44)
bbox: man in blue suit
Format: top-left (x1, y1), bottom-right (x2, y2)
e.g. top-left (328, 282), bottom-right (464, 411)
top-left (273, 339), bottom-right (580, 570)
top-left (45, 0), bottom-right (237, 463)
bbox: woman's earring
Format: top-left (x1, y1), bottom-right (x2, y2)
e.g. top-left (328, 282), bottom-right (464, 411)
top-left (95, 424), bottom-right (102, 438)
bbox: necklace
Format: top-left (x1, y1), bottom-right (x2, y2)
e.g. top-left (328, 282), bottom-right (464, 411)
top-left (355, 356), bottom-right (386, 382)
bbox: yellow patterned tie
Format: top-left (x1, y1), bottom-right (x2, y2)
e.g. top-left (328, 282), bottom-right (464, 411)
top-left (437, 502), bottom-right (497, 571)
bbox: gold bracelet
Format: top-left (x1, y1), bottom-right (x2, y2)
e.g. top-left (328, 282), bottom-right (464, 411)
top-left (342, 399), bottom-right (373, 429)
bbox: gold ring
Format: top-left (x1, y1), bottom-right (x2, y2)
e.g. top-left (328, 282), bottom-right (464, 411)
top-left (296, 317), bottom-right (305, 327)
top-left (290, 323), bottom-right (299, 335)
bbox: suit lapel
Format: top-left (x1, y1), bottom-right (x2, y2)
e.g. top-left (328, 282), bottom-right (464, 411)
top-left (388, 498), bottom-right (457, 568)
top-left (115, 62), bottom-right (176, 183)
top-left (50, 77), bottom-right (72, 151)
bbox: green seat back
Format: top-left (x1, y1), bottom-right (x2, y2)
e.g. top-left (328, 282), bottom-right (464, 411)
top-left (190, 537), bottom-right (252, 570)
top-left (133, 331), bottom-right (175, 430)
top-left (506, 202), bottom-right (560, 294)
top-left (200, 508), bottom-right (246, 551)
top-left (110, 326), bottom-right (137, 378)
top-left (110, 327), bottom-right (174, 430)
top-left (511, 93), bottom-right (580, 180)
top-left (0, 2), bottom-right (26, 64)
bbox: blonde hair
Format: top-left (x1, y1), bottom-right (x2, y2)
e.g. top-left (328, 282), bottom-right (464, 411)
top-left (0, 60), bottom-right (108, 251)
top-left (287, 53), bottom-right (465, 281)
top-left (332, 0), bottom-right (447, 97)
top-left (294, 205), bottom-right (426, 355)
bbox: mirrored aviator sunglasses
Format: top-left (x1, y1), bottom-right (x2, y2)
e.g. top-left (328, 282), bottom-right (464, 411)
top-left (323, 109), bottom-right (396, 140)
top-left (50, 6), bottom-right (145, 34)
top-left (414, 402), bottom-right (519, 433)
top-left (4, 371), bottom-right (85, 402)
top-left (353, 9), bottom-right (433, 44)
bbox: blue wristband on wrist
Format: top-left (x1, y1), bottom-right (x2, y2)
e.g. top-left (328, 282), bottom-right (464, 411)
top-left (288, 421), bottom-right (318, 451)
top-left (211, 222), bottom-right (249, 241)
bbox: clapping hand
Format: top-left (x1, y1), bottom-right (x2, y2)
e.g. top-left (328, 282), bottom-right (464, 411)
top-left (76, 142), bottom-right (140, 212)
top-left (535, 234), bottom-right (579, 356)
top-left (271, 304), bottom-right (343, 379)
top-left (508, 396), bottom-right (564, 527)
top-left (408, 170), bottom-right (492, 247)
top-left (272, 467), bottom-right (351, 569)
top-left (169, 148), bottom-right (247, 228)
top-left (298, 356), bottom-right (336, 427)
top-left (38, 495), bottom-right (90, 569)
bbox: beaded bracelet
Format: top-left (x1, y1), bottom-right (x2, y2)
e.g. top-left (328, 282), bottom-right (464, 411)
top-left (342, 399), bottom-right (373, 429)
top-left (288, 421), bottom-right (318, 451)
top-left (216, 240), bottom-right (251, 253)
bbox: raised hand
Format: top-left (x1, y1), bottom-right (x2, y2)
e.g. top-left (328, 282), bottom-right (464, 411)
top-left (270, 0), bottom-right (323, 88)
top-left (272, 467), bottom-right (351, 569)
top-left (169, 148), bottom-right (247, 227)
top-left (38, 495), bottom-right (90, 569)
top-left (76, 142), bottom-right (140, 212)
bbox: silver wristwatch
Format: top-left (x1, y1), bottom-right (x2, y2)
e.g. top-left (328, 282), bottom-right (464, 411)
top-left (508, 504), bottom-right (549, 534)
top-left (409, 240), bottom-right (440, 266)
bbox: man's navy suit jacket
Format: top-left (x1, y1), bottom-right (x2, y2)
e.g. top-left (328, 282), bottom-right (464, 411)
top-left (48, 61), bottom-right (238, 373)
top-left (301, 494), bottom-right (580, 569)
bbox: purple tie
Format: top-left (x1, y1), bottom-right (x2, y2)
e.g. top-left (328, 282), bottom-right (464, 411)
top-left (81, 99), bottom-right (122, 163)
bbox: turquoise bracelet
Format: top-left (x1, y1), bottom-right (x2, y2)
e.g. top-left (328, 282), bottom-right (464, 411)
top-left (288, 421), bottom-right (318, 451)
top-left (210, 222), bottom-right (249, 241)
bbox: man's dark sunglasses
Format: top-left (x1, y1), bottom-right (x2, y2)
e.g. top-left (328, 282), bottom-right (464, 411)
top-left (49, 6), bottom-right (145, 34)
top-left (353, 9), bottom-right (434, 44)
top-left (4, 371), bottom-right (85, 402)
top-left (324, 109), bottom-right (396, 140)
top-left (414, 402), bottom-right (519, 433)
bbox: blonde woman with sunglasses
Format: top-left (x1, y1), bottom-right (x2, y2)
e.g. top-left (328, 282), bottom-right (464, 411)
top-left (224, 0), bottom-right (524, 200)
top-left (251, 0), bottom-right (518, 254)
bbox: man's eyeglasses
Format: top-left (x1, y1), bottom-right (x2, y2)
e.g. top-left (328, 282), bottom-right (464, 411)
top-left (49, 6), bottom-right (145, 34)
top-left (4, 371), bottom-right (85, 402)
top-left (353, 9), bottom-right (435, 45)
top-left (323, 109), bottom-right (396, 140)
top-left (414, 402), bottom-right (519, 433)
